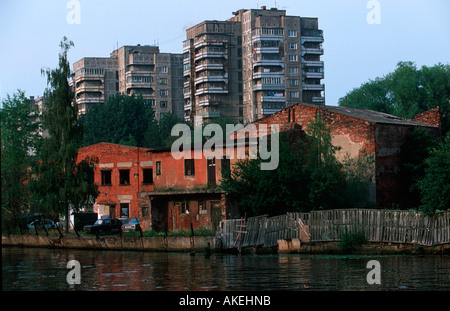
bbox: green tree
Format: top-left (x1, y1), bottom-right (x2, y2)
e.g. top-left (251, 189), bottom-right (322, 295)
top-left (220, 114), bottom-right (348, 216)
top-left (305, 113), bottom-right (347, 210)
top-left (1, 90), bottom-right (40, 230)
top-left (157, 112), bottom-right (189, 148)
top-left (338, 61), bottom-right (450, 134)
top-left (220, 135), bottom-right (310, 217)
top-left (397, 127), bottom-right (437, 209)
top-left (417, 134), bottom-right (450, 215)
top-left (28, 37), bottom-right (98, 230)
top-left (82, 93), bottom-right (157, 148)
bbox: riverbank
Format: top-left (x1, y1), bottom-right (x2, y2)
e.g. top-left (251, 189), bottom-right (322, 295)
top-left (1, 233), bottom-right (215, 253)
top-left (2, 234), bottom-right (449, 255)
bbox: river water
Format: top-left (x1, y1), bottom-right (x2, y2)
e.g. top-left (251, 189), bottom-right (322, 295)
top-left (2, 247), bottom-right (449, 291)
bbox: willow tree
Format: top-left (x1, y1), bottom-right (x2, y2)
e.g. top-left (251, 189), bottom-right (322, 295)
top-left (29, 37), bottom-right (98, 231)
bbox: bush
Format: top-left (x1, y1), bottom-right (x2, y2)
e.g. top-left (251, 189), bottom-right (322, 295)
top-left (337, 226), bottom-right (367, 251)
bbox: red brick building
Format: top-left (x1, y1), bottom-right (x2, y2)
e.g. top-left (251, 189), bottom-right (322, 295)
top-left (77, 142), bottom-right (231, 231)
top-left (77, 103), bottom-right (441, 231)
top-left (253, 103), bottom-right (441, 207)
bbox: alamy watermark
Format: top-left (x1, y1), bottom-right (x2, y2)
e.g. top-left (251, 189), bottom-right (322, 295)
top-left (66, 259), bottom-right (81, 285)
top-left (66, 0), bottom-right (81, 24)
top-left (171, 116), bottom-right (280, 171)
top-left (366, 260), bottom-right (381, 285)
top-left (366, 0), bottom-right (381, 25)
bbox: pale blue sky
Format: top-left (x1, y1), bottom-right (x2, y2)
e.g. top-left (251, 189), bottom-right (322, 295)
top-left (1, 0), bottom-right (449, 106)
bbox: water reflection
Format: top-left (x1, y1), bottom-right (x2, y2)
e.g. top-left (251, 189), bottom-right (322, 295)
top-left (2, 247), bottom-right (449, 291)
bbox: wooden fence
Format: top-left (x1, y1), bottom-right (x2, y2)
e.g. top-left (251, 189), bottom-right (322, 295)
top-left (217, 209), bottom-right (450, 250)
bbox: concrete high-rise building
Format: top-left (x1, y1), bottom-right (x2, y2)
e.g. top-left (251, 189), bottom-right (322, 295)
top-left (73, 45), bottom-right (184, 119)
top-left (183, 7), bottom-right (325, 124)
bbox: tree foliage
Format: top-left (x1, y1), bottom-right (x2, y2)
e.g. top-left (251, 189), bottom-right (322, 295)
top-left (305, 113), bottom-right (348, 210)
top-left (220, 135), bottom-right (310, 217)
top-left (1, 91), bottom-right (40, 228)
top-left (220, 114), bottom-right (349, 216)
top-left (82, 95), bottom-right (188, 148)
top-left (28, 37), bottom-right (98, 226)
top-left (338, 61), bottom-right (450, 134)
top-left (397, 127), bottom-right (437, 209)
top-left (417, 134), bottom-right (450, 215)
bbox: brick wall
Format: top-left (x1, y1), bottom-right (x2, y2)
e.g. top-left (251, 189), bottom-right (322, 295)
top-left (412, 107), bottom-right (441, 128)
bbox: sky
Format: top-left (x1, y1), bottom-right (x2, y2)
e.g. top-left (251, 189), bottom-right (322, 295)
top-left (0, 0), bottom-right (449, 107)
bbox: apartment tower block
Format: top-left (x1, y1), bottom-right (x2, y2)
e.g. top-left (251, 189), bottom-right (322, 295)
top-left (73, 45), bottom-right (184, 119)
top-left (183, 7), bottom-right (324, 124)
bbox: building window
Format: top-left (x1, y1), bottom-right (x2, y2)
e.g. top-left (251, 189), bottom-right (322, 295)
top-left (289, 55), bottom-right (298, 62)
top-left (101, 170), bottom-right (112, 186)
top-left (288, 30), bottom-right (297, 37)
top-left (290, 91), bottom-right (299, 98)
top-left (198, 201), bottom-right (207, 215)
top-left (178, 201), bottom-right (189, 214)
top-left (289, 42), bottom-right (297, 49)
top-left (160, 101), bottom-right (167, 108)
top-left (120, 203), bottom-right (129, 217)
top-left (159, 78), bottom-right (168, 85)
top-left (184, 159), bottom-right (195, 176)
top-left (156, 161), bottom-right (161, 176)
top-left (289, 67), bottom-right (298, 74)
top-left (119, 169), bottom-right (130, 185)
top-left (160, 66), bottom-right (168, 73)
top-left (221, 158), bottom-right (231, 176)
top-left (142, 168), bottom-right (153, 184)
top-left (142, 205), bottom-right (149, 218)
top-left (160, 89), bottom-right (168, 96)
top-left (290, 79), bottom-right (299, 86)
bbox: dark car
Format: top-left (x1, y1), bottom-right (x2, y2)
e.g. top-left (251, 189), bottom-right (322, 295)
top-left (121, 217), bottom-right (141, 232)
top-left (83, 218), bottom-right (122, 235)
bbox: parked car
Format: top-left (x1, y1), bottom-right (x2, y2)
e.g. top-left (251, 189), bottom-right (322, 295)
top-left (27, 219), bottom-right (56, 230)
top-left (83, 218), bottom-right (122, 235)
top-left (121, 217), bottom-right (141, 232)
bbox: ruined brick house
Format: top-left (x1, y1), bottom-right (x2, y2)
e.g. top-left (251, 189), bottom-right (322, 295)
top-left (77, 142), bottom-right (231, 232)
top-left (253, 103), bottom-right (441, 208)
top-left (77, 103), bottom-right (440, 231)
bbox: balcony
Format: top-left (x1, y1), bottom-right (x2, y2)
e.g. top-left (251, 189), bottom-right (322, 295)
top-left (183, 40), bottom-right (192, 52)
top-left (312, 96), bottom-right (325, 104)
top-left (198, 98), bottom-right (221, 107)
top-left (76, 84), bottom-right (103, 93)
top-left (184, 102), bottom-right (192, 110)
top-left (253, 83), bottom-right (285, 91)
top-left (195, 87), bottom-right (228, 95)
top-left (262, 108), bottom-right (284, 115)
top-left (76, 94), bottom-right (105, 104)
top-left (253, 47), bottom-right (280, 54)
top-left (195, 75), bottom-right (228, 85)
top-left (194, 51), bottom-right (227, 62)
top-left (253, 71), bottom-right (284, 80)
top-left (261, 95), bottom-right (286, 103)
top-left (199, 111), bottom-right (221, 118)
top-left (302, 59), bottom-right (324, 67)
top-left (126, 82), bottom-right (153, 90)
top-left (302, 84), bottom-right (324, 91)
top-left (252, 59), bottom-right (284, 68)
top-left (128, 54), bottom-right (154, 66)
top-left (305, 71), bottom-right (324, 79)
top-left (194, 39), bottom-right (226, 49)
top-left (195, 63), bottom-right (224, 72)
top-left (301, 36), bottom-right (324, 44)
top-left (302, 47), bottom-right (324, 55)
top-left (300, 29), bottom-right (324, 44)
